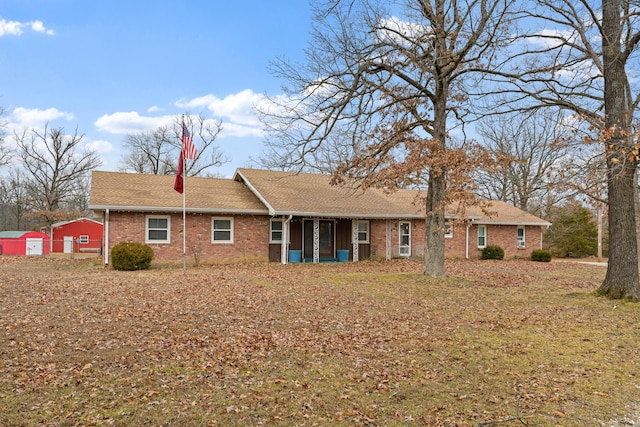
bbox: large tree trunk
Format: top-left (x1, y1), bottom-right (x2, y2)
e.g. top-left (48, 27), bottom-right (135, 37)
top-left (424, 172), bottom-right (446, 277)
top-left (599, 163), bottom-right (640, 300)
top-left (597, 0), bottom-right (640, 300)
top-left (423, 75), bottom-right (447, 278)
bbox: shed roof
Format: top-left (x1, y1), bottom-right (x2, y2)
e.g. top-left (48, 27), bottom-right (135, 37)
top-left (0, 231), bottom-right (47, 239)
top-left (0, 231), bottom-right (29, 238)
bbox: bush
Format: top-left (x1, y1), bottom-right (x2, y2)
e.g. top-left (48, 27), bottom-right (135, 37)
top-left (111, 242), bottom-right (154, 271)
top-left (481, 245), bottom-right (504, 260)
top-left (546, 203), bottom-right (598, 258)
top-left (531, 249), bottom-right (552, 262)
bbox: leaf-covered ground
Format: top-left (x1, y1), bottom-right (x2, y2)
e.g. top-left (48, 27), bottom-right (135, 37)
top-left (0, 256), bottom-right (637, 426)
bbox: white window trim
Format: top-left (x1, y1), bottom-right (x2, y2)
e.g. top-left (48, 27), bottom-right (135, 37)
top-left (399, 221), bottom-right (411, 257)
top-left (477, 225), bottom-right (487, 249)
top-left (146, 215), bottom-right (171, 244)
top-left (270, 219), bottom-right (284, 243)
top-left (212, 217), bottom-right (234, 244)
top-left (444, 222), bottom-right (453, 238)
top-left (78, 235), bottom-right (89, 244)
top-left (517, 226), bottom-right (526, 248)
top-left (355, 220), bottom-right (370, 244)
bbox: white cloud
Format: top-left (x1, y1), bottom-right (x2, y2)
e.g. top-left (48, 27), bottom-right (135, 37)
top-left (94, 90), bottom-right (266, 138)
top-left (85, 139), bottom-right (113, 154)
top-left (11, 107), bottom-right (74, 130)
top-left (377, 16), bottom-right (432, 45)
top-left (527, 29), bottom-right (577, 49)
top-left (94, 111), bottom-right (174, 134)
top-left (0, 18), bottom-right (54, 37)
top-left (219, 122), bottom-right (262, 138)
top-left (30, 20), bottom-right (54, 35)
top-left (176, 89), bottom-right (265, 128)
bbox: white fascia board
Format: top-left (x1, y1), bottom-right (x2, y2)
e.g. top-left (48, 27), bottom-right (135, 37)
top-left (234, 170), bottom-right (277, 216)
top-left (88, 205), bottom-right (269, 215)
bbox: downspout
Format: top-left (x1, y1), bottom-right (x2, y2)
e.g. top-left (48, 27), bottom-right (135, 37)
top-left (281, 215), bottom-right (292, 264)
top-left (465, 221), bottom-right (470, 260)
top-left (104, 209), bottom-right (109, 266)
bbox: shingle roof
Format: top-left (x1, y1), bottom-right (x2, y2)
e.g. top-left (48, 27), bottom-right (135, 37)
top-left (234, 168), bottom-right (424, 218)
top-left (463, 201), bottom-right (551, 226)
top-left (88, 168), bottom-right (551, 226)
top-left (89, 171), bottom-right (269, 214)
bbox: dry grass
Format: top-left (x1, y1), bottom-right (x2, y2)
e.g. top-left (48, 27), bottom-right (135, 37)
top-left (0, 256), bottom-right (638, 426)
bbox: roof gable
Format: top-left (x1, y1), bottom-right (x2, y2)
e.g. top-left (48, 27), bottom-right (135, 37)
top-left (234, 168), bottom-right (424, 218)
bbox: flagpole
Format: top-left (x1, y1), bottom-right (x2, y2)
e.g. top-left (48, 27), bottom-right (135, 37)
top-left (182, 151), bottom-right (187, 276)
top-left (174, 116), bottom-right (196, 276)
top-left (182, 117), bottom-right (187, 276)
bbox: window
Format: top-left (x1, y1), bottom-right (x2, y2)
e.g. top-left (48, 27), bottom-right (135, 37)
top-left (146, 216), bottom-right (170, 244)
top-left (78, 235), bottom-right (89, 244)
top-left (399, 221), bottom-right (411, 256)
top-left (270, 219), bottom-right (283, 243)
top-left (212, 217), bottom-right (233, 243)
top-left (444, 222), bottom-right (453, 238)
top-left (477, 225), bottom-right (487, 248)
top-left (355, 220), bottom-right (370, 243)
top-left (517, 226), bottom-right (526, 248)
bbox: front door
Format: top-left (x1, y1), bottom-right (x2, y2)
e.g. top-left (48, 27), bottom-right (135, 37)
top-left (303, 220), bottom-right (335, 260)
top-left (399, 221), bottom-right (411, 257)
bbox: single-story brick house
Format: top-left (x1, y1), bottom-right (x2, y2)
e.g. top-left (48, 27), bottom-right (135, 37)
top-left (88, 168), bottom-right (551, 265)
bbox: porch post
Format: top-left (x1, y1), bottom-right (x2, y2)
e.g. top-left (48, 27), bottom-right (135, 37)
top-left (313, 218), bottom-right (319, 263)
top-left (351, 220), bottom-right (359, 262)
top-left (280, 216), bottom-right (288, 264)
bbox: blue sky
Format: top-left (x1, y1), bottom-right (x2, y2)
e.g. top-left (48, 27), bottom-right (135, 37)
top-left (0, 0), bottom-right (312, 177)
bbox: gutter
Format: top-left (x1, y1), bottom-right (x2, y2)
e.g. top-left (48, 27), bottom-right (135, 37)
top-left (88, 205), bottom-right (269, 215)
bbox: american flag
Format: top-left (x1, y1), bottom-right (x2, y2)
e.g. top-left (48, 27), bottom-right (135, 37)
top-left (182, 123), bottom-right (197, 159)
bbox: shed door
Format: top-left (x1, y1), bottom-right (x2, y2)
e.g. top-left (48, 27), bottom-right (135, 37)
top-left (64, 236), bottom-right (74, 253)
top-left (25, 238), bottom-right (43, 256)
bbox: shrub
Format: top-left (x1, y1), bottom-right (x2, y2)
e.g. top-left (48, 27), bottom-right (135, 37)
top-left (111, 242), bottom-right (154, 271)
top-left (546, 203), bottom-right (598, 258)
top-left (481, 245), bottom-right (504, 260)
top-left (531, 249), bottom-right (552, 262)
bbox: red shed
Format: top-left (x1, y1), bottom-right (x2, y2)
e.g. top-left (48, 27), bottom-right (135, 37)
top-left (0, 231), bottom-right (50, 256)
top-left (49, 218), bottom-right (103, 254)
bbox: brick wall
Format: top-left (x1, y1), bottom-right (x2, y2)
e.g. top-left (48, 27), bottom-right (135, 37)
top-left (462, 224), bottom-right (543, 259)
top-left (107, 212), bottom-right (270, 263)
top-left (370, 219), bottom-right (426, 259)
top-left (370, 219), bottom-right (544, 260)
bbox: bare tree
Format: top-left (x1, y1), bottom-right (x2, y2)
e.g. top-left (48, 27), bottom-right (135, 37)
top-left (0, 106), bottom-right (11, 168)
top-left (486, 0), bottom-right (640, 300)
top-left (475, 108), bottom-right (579, 217)
top-left (120, 113), bottom-right (228, 177)
top-left (120, 127), bottom-right (175, 174)
top-left (260, 0), bottom-right (515, 277)
top-left (0, 168), bottom-right (32, 230)
top-left (14, 123), bottom-right (102, 226)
